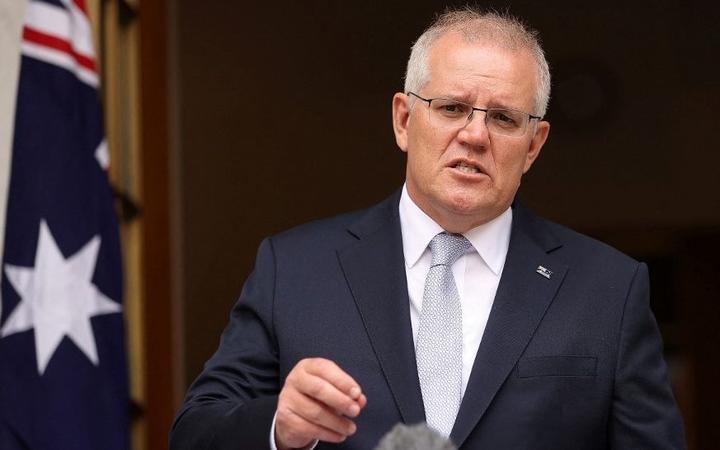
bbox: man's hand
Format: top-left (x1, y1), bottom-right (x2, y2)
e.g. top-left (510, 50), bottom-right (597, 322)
top-left (275, 358), bottom-right (367, 450)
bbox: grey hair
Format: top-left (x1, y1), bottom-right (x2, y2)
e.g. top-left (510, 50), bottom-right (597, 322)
top-left (374, 423), bottom-right (458, 450)
top-left (404, 7), bottom-right (551, 118)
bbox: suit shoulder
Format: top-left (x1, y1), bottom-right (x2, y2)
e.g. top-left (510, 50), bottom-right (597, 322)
top-left (268, 197), bottom-right (392, 254)
top-left (271, 208), bottom-right (366, 244)
top-left (267, 191), bottom-right (400, 248)
top-left (528, 212), bottom-right (640, 270)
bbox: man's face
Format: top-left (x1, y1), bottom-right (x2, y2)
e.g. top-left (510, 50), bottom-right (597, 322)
top-left (392, 32), bottom-right (550, 233)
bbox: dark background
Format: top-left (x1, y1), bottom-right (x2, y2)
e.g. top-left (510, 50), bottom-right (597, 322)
top-left (170, 1), bottom-right (719, 447)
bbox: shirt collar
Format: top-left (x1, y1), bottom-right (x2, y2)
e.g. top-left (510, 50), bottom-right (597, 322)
top-left (398, 184), bottom-right (512, 275)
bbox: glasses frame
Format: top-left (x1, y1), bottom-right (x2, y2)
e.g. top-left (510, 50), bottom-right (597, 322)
top-left (407, 91), bottom-right (542, 137)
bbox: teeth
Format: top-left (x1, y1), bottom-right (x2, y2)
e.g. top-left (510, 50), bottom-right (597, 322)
top-left (455, 162), bottom-right (479, 174)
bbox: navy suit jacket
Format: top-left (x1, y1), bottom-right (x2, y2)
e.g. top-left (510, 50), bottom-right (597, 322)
top-left (170, 191), bottom-right (685, 449)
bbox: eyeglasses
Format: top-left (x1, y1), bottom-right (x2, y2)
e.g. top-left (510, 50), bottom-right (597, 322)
top-left (407, 92), bottom-right (541, 137)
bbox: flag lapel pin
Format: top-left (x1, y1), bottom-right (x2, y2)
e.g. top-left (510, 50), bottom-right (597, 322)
top-left (536, 265), bottom-right (553, 279)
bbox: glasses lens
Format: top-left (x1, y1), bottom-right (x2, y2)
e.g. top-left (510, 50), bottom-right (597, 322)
top-left (427, 98), bottom-right (472, 129)
top-left (485, 109), bottom-right (528, 136)
top-left (420, 96), bottom-right (532, 137)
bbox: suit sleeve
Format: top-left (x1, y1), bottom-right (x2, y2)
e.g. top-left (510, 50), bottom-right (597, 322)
top-left (610, 262), bottom-right (686, 449)
top-left (169, 238), bottom-right (281, 450)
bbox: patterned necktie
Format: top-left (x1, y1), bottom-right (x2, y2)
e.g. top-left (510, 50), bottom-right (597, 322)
top-left (415, 232), bottom-right (471, 437)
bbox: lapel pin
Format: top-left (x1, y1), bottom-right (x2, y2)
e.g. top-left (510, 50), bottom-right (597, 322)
top-left (536, 265), bottom-right (553, 279)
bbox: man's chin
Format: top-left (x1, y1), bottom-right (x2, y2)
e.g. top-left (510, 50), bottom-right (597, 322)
top-left (447, 188), bottom-right (515, 221)
top-left (434, 200), bottom-right (503, 231)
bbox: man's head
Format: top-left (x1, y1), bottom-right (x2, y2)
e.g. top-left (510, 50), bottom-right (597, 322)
top-left (392, 8), bottom-right (551, 233)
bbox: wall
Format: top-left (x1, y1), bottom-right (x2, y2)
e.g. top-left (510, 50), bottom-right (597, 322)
top-left (170, 1), bottom-right (720, 445)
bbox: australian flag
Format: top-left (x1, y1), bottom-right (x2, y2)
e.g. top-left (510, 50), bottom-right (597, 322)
top-left (0, 0), bottom-right (129, 449)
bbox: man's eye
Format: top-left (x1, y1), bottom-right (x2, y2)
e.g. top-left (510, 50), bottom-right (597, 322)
top-left (489, 110), bottom-right (520, 127)
top-left (434, 102), bottom-right (468, 116)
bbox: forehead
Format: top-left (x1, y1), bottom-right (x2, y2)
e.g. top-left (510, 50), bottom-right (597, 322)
top-left (424, 32), bottom-right (538, 109)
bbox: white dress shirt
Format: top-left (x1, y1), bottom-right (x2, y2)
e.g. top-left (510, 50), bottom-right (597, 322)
top-left (399, 184), bottom-right (512, 395)
top-left (271, 186), bottom-right (512, 449)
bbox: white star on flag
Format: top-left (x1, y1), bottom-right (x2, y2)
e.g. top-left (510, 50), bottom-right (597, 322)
top-left (0, 220), bottom-right (122, 375)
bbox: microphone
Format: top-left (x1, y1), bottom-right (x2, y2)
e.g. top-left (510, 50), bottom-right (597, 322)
top-left (373, 423), bottom-right (457, 450)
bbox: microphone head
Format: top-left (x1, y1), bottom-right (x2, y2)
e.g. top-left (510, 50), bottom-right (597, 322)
top-left (374, 423), bottom-right (457, 450)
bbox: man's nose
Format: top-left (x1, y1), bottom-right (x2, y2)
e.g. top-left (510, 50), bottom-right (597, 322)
top-left (457, 111), bottom-right (490, 146)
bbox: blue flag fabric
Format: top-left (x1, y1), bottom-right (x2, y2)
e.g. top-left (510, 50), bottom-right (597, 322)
top-left (0, 1), bottom-right (128, 449)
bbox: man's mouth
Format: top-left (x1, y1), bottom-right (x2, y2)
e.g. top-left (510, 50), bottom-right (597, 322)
top-left (453, 161), bottom-right (481, 174)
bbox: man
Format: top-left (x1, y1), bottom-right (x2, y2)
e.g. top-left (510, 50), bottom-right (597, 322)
top-left (170, 8), bottom-right (685, 450)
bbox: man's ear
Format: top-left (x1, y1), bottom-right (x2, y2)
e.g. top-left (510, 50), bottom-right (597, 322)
top-left (392, 93), bottom-right (410, 152)
top-left (523, 120), bottom-right (549, 173)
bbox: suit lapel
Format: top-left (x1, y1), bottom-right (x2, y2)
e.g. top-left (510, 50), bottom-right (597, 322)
top-left (337, 193), bottom-right (426, 425)
top-left (451, 205), bottom-right (567, 448)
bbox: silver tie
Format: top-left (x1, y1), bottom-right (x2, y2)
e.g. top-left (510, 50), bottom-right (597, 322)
top-left (416, 232), bottom-right (471, 437)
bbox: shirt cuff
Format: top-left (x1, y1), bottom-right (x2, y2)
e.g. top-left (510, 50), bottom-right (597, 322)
top-left (269, 412), bottom-right (319, 450)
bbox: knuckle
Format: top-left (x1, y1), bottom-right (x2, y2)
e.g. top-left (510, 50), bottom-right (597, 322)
top-left (284, 415), bottom-right (307, 439)
top-left (275, 405), bottom-right (292, 425)
top-left (290, 358), bottom-right (312, 377)
top-left (339, 417), bottom-right (354, 433)
top-left (319, 429), bottom-right (345, 443)
top-left (306, 379), bottom-right (326, 398)
top-left (285, 371), bottom-right (299, 386)
top-left (278, 386), bottom-right (295, 406)
top-left (310, 357), bottom-right (335, 373)
top-left (305, 358), bottom-right (322, 372)
top-left (340, 397), bottom-right (355, 411)
top-left (313, 357), bottom-right (329, 369)
top-left (298, 357), bottom-right (314, 368)
top-left (307, 405), bottom-right (324, 423)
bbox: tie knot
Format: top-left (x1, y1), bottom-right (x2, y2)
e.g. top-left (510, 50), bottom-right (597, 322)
top-left (429, 232), bottom-right (471, 267)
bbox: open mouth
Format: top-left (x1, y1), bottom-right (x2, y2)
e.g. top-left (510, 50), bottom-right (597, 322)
top-left (452, 161), bottom-right (482, 175)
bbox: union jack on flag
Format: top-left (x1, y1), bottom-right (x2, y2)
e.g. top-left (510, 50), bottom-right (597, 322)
top-left (0, 0), bottom-right (128, 449)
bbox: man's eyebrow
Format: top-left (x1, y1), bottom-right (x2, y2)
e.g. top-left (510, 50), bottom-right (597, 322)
top-left (433, 91), bottom-right (528, 111)
top-left (442, 94), bottom-right (521, 111)
top-left (484, 97), bottom-right (527, 111)
top-left (436, 93), bottom-right (473, 103)
top-left (487, 102), bottom-right (518, 110)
